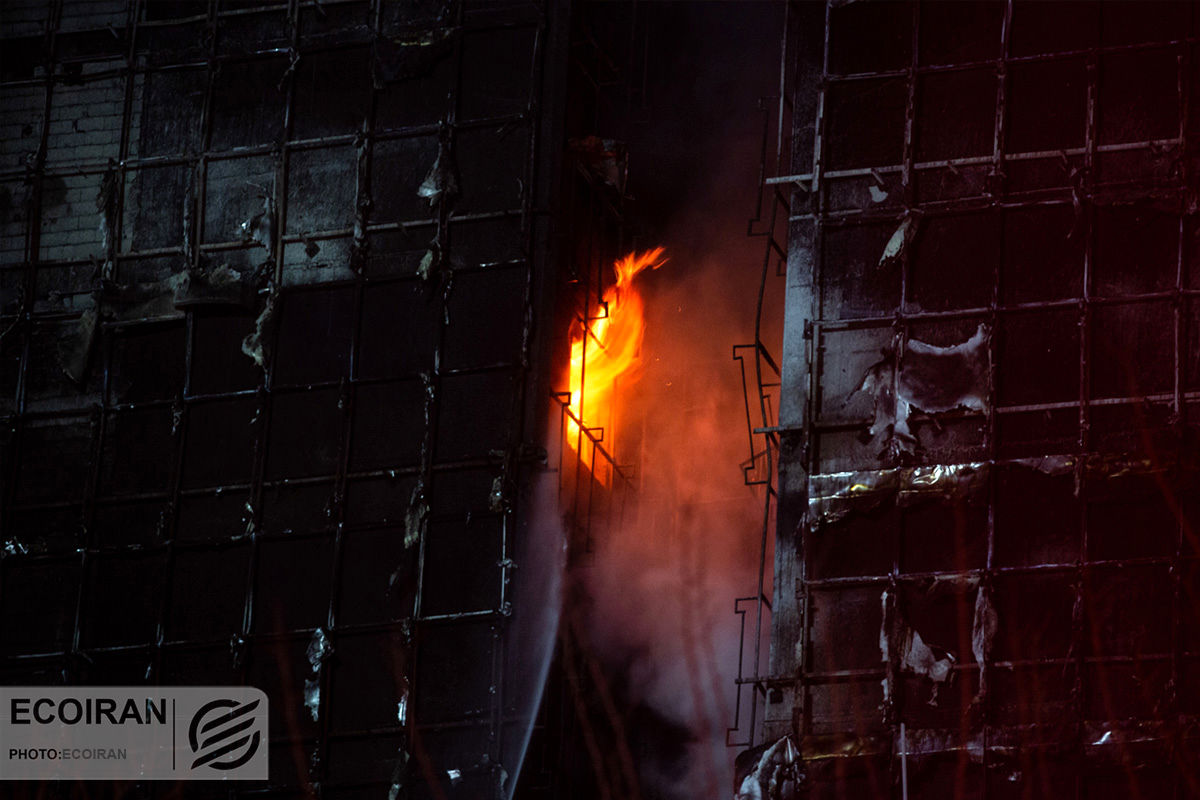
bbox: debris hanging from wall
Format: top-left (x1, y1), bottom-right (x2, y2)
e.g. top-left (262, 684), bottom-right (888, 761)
top-left (418, 141), bottom-right (459, 207)
top-left (808, 462), bottom-right (988, 528)
top-left (856, 324), bottom-right (990, 460)
top-left (734, 735), bottom-right (803, 800)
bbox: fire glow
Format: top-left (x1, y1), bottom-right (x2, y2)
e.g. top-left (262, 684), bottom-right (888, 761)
top-left (566, 247), bottom-right (666, 481)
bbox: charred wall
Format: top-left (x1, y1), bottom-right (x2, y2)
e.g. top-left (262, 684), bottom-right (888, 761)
top-left (760, 1), bottom-right (1200, 797)
top-left (0, 1), bottom-right (570, 798)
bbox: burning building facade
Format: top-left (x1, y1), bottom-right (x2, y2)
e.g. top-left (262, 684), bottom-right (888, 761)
top-left (738, 1), bottom-right (1200, 797)
top-left (0, 0), bottom-right (790, 794)
top-left (0, 0), bottom-right (580, 797)
top-left (10, 1), bottom-right (1196, 798)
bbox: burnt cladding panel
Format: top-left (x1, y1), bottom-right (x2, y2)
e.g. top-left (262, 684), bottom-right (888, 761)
top-left (774, 0), bottom-right (1200, 794)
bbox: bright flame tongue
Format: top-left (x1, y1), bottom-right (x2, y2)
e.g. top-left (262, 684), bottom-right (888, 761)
top-left (567, 247), bottom-right (666, 481)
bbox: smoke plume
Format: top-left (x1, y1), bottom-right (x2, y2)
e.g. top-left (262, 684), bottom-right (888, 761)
top-left (563, 5), bottom-right (782, 796)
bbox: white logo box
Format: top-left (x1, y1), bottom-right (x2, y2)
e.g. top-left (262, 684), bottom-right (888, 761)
top-left (0, 687), bottom-right (268, 781)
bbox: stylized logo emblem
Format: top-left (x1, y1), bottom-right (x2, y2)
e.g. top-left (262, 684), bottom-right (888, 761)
top-left (188, 698), bottom-right (262, 771)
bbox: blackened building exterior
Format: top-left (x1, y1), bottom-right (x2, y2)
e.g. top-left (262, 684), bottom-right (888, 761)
top-left (743, 1), bottom-right (1200, 797)
top-left (0, 1), bottom-right (578, 797)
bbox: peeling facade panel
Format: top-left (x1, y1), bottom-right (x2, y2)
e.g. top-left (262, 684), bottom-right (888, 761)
top-left (0, 2), bottom-right (568, 798)
top-left (758, 1), bottom-right (1200, 796)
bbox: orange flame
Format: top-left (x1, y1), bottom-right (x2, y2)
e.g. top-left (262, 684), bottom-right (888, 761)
top-left (567, 247), bottom-right (666, 483)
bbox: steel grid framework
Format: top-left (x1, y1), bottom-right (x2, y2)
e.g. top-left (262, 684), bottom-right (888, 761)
top-left (735, 1), bottom-right (1200, 797)
top-left (0, 1), bottom-right (568, 798)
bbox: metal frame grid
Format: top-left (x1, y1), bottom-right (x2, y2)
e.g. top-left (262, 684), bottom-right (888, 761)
top-left (726, 0), bottom-right (797, 754)
top-left (547, 0), bottom-right (646, 562)
top-left (536, 146), bottom-right (640, 800)
top-left (522, 14), bottom-right (647, 795)
top-left (550, 149), bottom-right (637, 561)
top-left (0, 1), bottom-right (566, 798)
top-left (740, 1), bottom-right (1200, 796)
